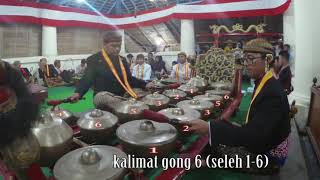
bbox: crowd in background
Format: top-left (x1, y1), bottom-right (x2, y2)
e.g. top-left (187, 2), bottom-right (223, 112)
top-left (11, 40), bottom-right (293, 93)
top-left (126, 52), bottom-right (194, 82)
top-left (12, 58), bottom-right (78, 87)
top-left (10, 50), bottom-right (194, 87)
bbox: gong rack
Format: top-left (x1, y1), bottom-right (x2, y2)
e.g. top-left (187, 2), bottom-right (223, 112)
top-left (66, 87), bottom-right (243, 180)
top-left (1, 73), bottom-right (243, 180)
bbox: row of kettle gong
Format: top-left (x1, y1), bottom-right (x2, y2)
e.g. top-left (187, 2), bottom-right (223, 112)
top-left (28, 77), bottom-right (233, 179)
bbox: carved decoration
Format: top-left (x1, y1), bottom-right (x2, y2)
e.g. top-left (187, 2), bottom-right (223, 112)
top-left (209, 23), bottom-right (267, 34)
top-left (196, 48), bottom-right (235, 83)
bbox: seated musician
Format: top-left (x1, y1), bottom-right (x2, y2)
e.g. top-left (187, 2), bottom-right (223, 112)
top-left (0, 60), bottom-right (44, 180)
top-left (53, 60), bottom-right (74, 83)
top-left (224, 40), bottom-right (233, 53)
top-left (38, 58), bottom-right (50, 80)
top-left (38, 58), bottom-right (63, 87)
top-left (277, 50), bottom-right (293, 95)
top-left (170, 52), bottom-right (191, 82)
top-left (52, 60), bottom-right (63, 76)
top-left (132, 54), bottom-right (152, 81)
top-left (13, 61), bottom-right (32, 83)
top-left (183, 39), bottom-right (291, 173)
top-left (69, 31), bottom-right (154, 101)
top-left (76, 59), bottom-right (87, 75)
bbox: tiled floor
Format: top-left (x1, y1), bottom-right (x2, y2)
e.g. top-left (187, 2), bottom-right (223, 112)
top-left (301, 136), bottom-right (320, 180)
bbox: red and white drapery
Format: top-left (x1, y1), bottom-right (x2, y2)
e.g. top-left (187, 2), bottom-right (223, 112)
top-left (0, 0), bottom-right (291, 29)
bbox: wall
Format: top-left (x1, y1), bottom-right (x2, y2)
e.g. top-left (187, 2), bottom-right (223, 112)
top-left (0, 24), bottom-right (41, 58)
top-left (0, 25), bottom-right (153, 61)
top-left (57, 27), bottom-right (106, 55)
top-left (284, 0), bottom-right (320, 107)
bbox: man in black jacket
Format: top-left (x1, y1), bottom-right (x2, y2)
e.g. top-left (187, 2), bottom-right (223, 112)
top-left (70, 31), bottom-right (153, 101)
top-left (183, 39), bottom-right (291, 173)
top-left (278, 50), bottom-right (293, 94)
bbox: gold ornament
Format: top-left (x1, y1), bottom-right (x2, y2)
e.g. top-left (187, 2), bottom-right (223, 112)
top-left (210, 23), bottom-right (267, 34)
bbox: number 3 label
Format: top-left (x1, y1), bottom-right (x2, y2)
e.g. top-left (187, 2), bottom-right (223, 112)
top-left (155, 100), bottom-right (162, 106)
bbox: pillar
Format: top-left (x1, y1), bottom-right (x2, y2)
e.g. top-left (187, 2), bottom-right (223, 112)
top-left (284, 0), bottom-right (320, 106)
top-left (42, 26), bottom-right (58, 57)
top-left (180, 19), bottom-right (195, 56)
top-left (283, 0), bottom-right (295, 74)
top-left (120, 29), bottom-right (126, 56)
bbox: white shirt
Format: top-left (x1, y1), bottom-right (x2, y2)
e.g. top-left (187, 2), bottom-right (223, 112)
top-left (170, 63), bottom-right (191, 81)
top-left (54, 66), bottom-right (62, 74)
top-left (132, 63), bottom-right (151, 81)
top-left (76, 64), bottom-right (86, 74)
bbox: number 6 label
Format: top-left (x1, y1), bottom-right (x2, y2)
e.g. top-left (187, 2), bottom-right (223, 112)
top-left (95, 121), bottom-right (102, 128)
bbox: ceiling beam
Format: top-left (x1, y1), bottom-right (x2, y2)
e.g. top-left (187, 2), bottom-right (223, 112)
top-left (141, 0), bottom-right (171, 46)
top-left (141, 0), bottom-right (148, 10)
top-left (184, 0), bottom-right (204, 5)
top-left (121, 0), bottom-right (154, 47)
top-left (151, 25), bottom-right (168, 45)
top-left (131, 0), bottom-right (177, 45)
top-left (164, 21), bottom-right (180, 43)
top-left (115, 0), bottom-right (122, 14)
top-left (151, 0), bottom-right (160, 7)
top-left (129, 0), bottom-right (139, 13)
top-left (120, 0), bottom-right (130, 13)
top-left (125, 32), bottom-right (148, 48)
top-left (138, 27), bottom-right (156, 47)
top-left (164, 0), bottom-right (170, 6)
top-left (107, 0), bottom-right (118, 14)
top-left (50, 0), bottom-right (69, 5)
top-left (99, 0), bottom-right (110, 11)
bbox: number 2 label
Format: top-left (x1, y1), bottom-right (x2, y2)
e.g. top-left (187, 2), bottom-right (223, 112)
top-left (183, 125), bottom-right (190, 132)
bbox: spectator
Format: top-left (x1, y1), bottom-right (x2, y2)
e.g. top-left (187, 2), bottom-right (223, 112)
top-left (147, 52), bottom-right (154, 65)
top-left (278, 50), bottom-right (293, 95)
top-left (150, 55), bottom-right (167, 77)
top-left (132, 54), bottom-right (152, 81)
top-left (76, 59), bottom-right (87, 75)
top-left (283, 44), bottom-right (292, 60)
top-left (275, 43), bottom-right (283, 56)
top-left (126, 54), bottom-right (135, 73)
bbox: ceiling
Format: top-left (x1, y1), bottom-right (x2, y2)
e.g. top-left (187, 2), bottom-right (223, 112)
top-left (20, 0), bottom-right (203, 52)
top-left (29, 0), bottom-right (202, 14)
